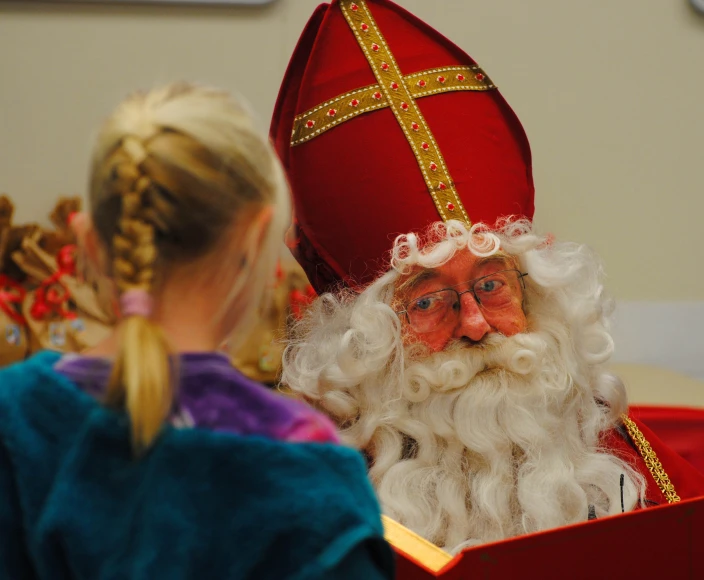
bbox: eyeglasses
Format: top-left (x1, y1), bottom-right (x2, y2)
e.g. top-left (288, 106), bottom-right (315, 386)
top-left (396, 269), bottom-right (528, 334)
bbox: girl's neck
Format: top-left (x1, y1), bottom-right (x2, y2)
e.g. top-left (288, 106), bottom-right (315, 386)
top-left (84, 282), bottom-right (228, 358)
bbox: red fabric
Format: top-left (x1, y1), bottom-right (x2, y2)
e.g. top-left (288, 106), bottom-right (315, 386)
top-left (604, 414), bottom-right (704, 504)
top-left (629, 405), bottom-right (704, 476)
top-left (271, 0), bottom-right (534, 294)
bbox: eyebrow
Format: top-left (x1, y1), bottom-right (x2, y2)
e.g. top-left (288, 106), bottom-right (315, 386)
top-left (397, 252), bottom-right (517, 295)
top-left (398, 269), bottom-right (439, 294)
top-left (475, 253), bottom-right (516, 269)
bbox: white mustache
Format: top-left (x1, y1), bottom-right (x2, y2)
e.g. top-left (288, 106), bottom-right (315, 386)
top-left (402, 333), bottom-right (547, 401)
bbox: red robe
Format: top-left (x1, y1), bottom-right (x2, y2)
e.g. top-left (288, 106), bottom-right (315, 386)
top-left (604, 414), bottom-right (704, 505)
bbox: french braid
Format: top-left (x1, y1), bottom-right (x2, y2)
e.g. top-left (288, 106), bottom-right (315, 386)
top-left (105, 135), bottom-right (171, 452)
top-left (112, 141), bottom-right (157, 294)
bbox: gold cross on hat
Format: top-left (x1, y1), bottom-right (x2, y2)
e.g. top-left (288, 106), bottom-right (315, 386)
top-left (290, 0), bottom-right (498, 224)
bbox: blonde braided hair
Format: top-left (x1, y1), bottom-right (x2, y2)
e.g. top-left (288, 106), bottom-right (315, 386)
top-left (90, 83), bottom-right (291, 453)
top-left (100, 136), bottom-right (169, 452)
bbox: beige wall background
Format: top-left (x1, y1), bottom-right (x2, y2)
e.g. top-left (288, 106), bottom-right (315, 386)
top-left (1, 0), bottom-right (703, 302)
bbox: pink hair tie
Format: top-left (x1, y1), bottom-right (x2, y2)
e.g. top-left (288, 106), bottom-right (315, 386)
top-left (120, 289), bottom-right (154, 318)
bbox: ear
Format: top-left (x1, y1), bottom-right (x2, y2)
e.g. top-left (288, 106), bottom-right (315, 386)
top-left (69, 211), bottom-right (89, 240)
top-left (242, 205), bottom-right (274, 267)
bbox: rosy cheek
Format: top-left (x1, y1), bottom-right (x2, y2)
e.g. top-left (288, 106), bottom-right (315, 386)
top-left (403, 327), bottom-right (451, 352)
top-left (489, 305), bottom-right (527, 336)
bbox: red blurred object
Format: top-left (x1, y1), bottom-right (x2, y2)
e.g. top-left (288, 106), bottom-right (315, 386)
top-left (289, 285), bottom-right (317, 320)
top-left (55, 244), bottom-right (77, 275)
top-left (630, 405), bottom-right (704, 476)
top-left (0, 274), bottom-right (27, 325)
top-left (29, 245), bottom-right (78, 321)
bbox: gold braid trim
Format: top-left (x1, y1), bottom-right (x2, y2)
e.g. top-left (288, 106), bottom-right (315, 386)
top-left (620, 414), bottom-right (681, 504)
top-left (291, 65), bottom-right (494, 146)
top-left (338, 0), bottom-right (470, 224)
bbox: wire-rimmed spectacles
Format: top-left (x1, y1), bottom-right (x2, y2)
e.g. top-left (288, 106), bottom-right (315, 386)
top-left (396, 269), bottom-right (528, 334)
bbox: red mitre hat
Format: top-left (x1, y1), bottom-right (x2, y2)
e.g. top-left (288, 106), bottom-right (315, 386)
top-left (271, 0), bottom-right (534, 294)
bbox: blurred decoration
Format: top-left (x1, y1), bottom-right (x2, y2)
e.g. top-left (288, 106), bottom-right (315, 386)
top-left (0, 194), bottom-right (117, 363)
top-left (0, 273), bottom-right (28, 366)
top-left (14, 235), bottom-right (115, 353)
top-left (4, 196), bottom-right (116, 357)
top-left (231, 260), bottom-right (316, 387)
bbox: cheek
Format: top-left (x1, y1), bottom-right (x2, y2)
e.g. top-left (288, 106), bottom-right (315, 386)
top-left (489, 303), bottom-right (527, 336)
top-left (402, 326), bottom-right (451, 352)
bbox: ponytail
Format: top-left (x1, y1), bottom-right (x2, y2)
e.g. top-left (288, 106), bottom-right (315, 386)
top-left (107, 315), bottom-right (171, 453)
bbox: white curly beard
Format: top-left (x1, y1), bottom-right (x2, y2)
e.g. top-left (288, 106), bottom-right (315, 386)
top-left (368, 331), bottom-right (642, 552)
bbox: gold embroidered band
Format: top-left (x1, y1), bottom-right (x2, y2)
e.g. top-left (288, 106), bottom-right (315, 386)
top-left (621, 414), bottom-right (681, 504)
top-left (291, 65), bottom-right (494, 146)
top-left (330, 0), bottom-right (472, 223)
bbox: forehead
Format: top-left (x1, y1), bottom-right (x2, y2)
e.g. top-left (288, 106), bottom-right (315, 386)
top-left (398, 248), bottom-right (516, 293)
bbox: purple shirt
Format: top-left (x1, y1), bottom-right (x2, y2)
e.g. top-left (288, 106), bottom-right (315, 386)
top-left (54, 352), bottom-right (339, 444)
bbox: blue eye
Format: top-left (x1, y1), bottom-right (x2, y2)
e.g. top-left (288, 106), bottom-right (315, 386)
top-left (411, 293), bottom-right (447, 313)
top-left (415, 297), bottom-right (433, 310)
top-left (478, 279), bottom-right (503, 293)
top-left (407, 290), bottom-right (454, 317)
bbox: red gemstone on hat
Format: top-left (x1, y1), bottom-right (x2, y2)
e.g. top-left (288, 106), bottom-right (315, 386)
top-left (429, 162), bottom-right (437, 171)
top-left (421, 142), bottom-right (429, 150)
top-left (306, 120), bottom-right (315, 128)
top-left (417, 79), bottom-right (427, 88)
top-left (447, 202), bottom-right (455, 211)
top-left (390, 82), bottom-right (399, 90)
top-left (438, 182), bottom-right (447, 190)
top-left (456, 74), bottom-right (465, 81)
top-left (327, 109), bottom-right (337, 117)
top-left (381, 62), bottom-right (389, 71)
top-left (371, 43), bottom-right (380, 52)
top-left (411, 122), bottom-right (419, 131)
top-left (475, 72), bottom-right (485, 81)
top-left (361, 23), bottom-right (369, 32)
top-left (437, 75), bottom-right (446, 83)
top-left (350, 3), bottom-right (358, 10)
top-left (350, 99), bottom-right (360, 107)
top-left (373, 91), bottom-right (382, 99)
top-left (400, 102), bottom-right (409, 111)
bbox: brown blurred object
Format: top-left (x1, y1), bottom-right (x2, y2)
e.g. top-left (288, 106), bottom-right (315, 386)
top-left (0, 273), bottom-right (29, 366)
top-left (0, 196), bottom-right (12, 273)
top-left (0, 195), bottom-right (41, 282)
top-left (0, 196), bottom-right (31, 365)
top-left (231, 260), bottom-right (316, 386)
top-left (40, 196), bottom-right (82, 255)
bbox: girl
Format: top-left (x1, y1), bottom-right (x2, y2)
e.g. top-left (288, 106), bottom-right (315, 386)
top-left (0, 83), bottom-right (393, 579)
